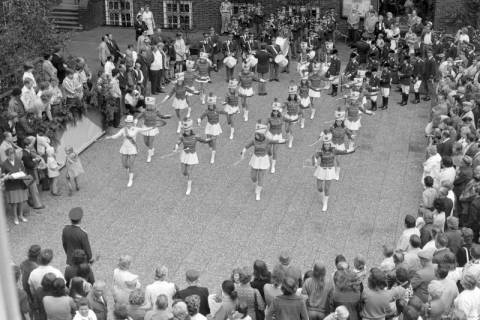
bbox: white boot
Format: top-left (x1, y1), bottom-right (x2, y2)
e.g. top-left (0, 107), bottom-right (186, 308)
top-left (186, 107), bottom-right (191, 118)
top-left (146, 149), bottom-right (152, 163)
top-left (176, 121), bottom-right (182, 133)
top-left (186, 180), bottom-right (192, 195)
top-left (300, 118), bottom-right (305, 129)
top-left (151, 148), bottom-right (155, 156)
top-left (270, 160), bottom-right (276, 174)
top-left (201, 94), bottom-right (206, 105)
top-left (127, 173), bottom-right (134, 187)
top-left (255, 185), bottom-right (262, 201)
top-left (311, 109), bottom-right (316, 120)
top-left (244, 110), bottom-right (249, 122)
top-left (322, 196), bottom-right (329, 212)
top-left (210, 150), bottom-right (216, 164)
top-left (288, 135), bottom-right (293, 149)
top-left (230, 127), bottom-right (235, 140)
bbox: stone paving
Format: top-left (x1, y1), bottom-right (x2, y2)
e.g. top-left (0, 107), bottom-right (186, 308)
top-left (8, 27), bottom-right (427, 292)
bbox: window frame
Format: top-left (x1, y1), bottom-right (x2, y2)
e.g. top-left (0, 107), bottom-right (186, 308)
top-left (163, 0), bottom-right (193, 30)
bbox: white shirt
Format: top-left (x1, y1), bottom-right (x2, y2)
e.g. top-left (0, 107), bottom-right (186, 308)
top-left (21, 86), bottom-right (37, 112)
top-left (439, 167), bottom-right (456, 187)
top-left (23, 71), bottom-right (37, 89)
top-left (150, 50), bottom-right (163, 70)
top-left (28, 265), bottom-right (64, 292)
top-left (145, 280), bottom-right (176, 310)
top-left (454, 286), bottom-right (480, 320)
top-left (423, 153), bottom-right (442, 187)
top-left (73, 310), bottom-right (97, 320)
top-left (396, 227), bottom-right (421, 252)
top-left (104, 61), bottom-right (115, 76)
top-left (191, 314), bottom-right (208, 320)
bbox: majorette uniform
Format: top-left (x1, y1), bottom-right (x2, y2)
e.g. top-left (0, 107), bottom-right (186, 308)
top-left (266, 101), bottom-right (283, 142)
top-left (199, 107), bottom-right (227, 137)
top-left (168, 83), bottom-right (196, 110)
top-left (196, 55), bottom-right (211, 84)
top-left (298, 81), bottom-right (311, 109)
top-left (246, 137), bottom-right (271, 170)
top-left (308, 69), bottom-right (323, 99)
top-left (313, 148), bottom-right (337, 181)
top-left (331, 110), bottom-right (352, 152)
top-left (344, 98), bottom-right (362, 131)
top-left (224, 80), bottom-right (240, 115)
top-left (284, 97), bottom-right (300, 123)
top-left (238, 70), bottom-right (256, 97)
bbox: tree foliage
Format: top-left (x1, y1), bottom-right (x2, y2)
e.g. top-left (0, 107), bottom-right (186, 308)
top-left (444, 0), bottom-right (480, 31)
top-left (0, 0), bottom-right (67, 93)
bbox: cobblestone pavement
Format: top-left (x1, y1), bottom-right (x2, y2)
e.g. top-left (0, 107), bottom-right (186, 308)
top-left (8, 28), bottom-right (427, 292)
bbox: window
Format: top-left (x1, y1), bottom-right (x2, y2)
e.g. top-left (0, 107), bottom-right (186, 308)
top-left (105, 0), bottom-right (133, 26)
top-left (232, 2), bottom-right (254, 15)
top-left (163, 0), bottom-right (192, 29)
top-left (288, 6), bottom-right (321, 19)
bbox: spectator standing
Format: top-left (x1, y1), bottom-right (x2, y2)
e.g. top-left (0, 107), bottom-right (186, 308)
top-left (174, 269), bottom-right (210, 316)
top-left (62, 207), bottom-right (93, 266)
top-left (266, 277), bottom-right (308, 320)
top-left (86, 281), bottom-right (108, 320)
top-left (145, 265), bottom-right (178, 310)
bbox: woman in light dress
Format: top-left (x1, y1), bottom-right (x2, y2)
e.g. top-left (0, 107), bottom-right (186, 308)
top-left (105, 115), bottom-right (153, 187)
top-left (113, 255), bottom-right (141, 305)
top-left (141, 6), bottom-right (155, 36)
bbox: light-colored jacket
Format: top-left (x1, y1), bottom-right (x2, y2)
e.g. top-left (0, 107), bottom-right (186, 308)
top-left (98, 41), bottom-right (110, 65)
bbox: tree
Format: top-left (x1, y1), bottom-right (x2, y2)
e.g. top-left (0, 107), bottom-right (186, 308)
top-left (0, 0), bottom-right (67, 94)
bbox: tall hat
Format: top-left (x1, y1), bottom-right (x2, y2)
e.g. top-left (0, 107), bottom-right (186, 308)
top-left (272, 98), bottom-right (282, 111)
top-left (288, 81), bottom-right (298, 94)
top-left (334, 108), bottom-right (345, 121)
top-left (322, 131), bottom-right (333, 143)
top-left (175, 72), bottom-right (185, 81)
top-left (307, 50), bottom-right (316, 60)
top-left (300, 42), bottom-right (308, 50)
top-left (207, 93), bottom-right (217, 105)
top-left (145, 96), bottom-right (156, 106)
top-left (125, 115), bottom-right (134, 123)
top-left (200, 52), bottom-right (208, 59)
top-left (228, 79), bottom-right (238, 89)
top-left (182, 118), bottom-right (193, 131)
top-left (186, 59), bottom-right (195, 69)
top-left (255, 121), bottom-right (268, 135)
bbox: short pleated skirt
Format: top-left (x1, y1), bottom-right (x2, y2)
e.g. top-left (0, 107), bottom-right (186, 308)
top-left (196, 76), bottom-right (210, 83)
top-left (309, 88), bottom-right (321, 98)
top-left (249, 154), bottom-right (270, 170)
top-left (299, 97), bottom-right (311, 108)
top-left (172, 97), bottom-right (189, 110)
top-left (332, 142), bottom-right (346, 151)
top-left (5, 188), bottom-right (28, 204)
top-left (180, 151), bottom-right (199, 165)
top-left (224, 104), bottom-right (240, 115)
top-left (345, 118), bottom-right (361, 131)
top-left (239, 86), bottom-right (254, 97)
top-left (141, 127), bottom-right (159, 136)
top-left (314, 166), bottom-right (338, 180)
top-left (266, 131), bottom-right (283, 141)
top-left (186, 86), bottom-right (196, 96)
top-left (284, 113), bottom-right (299, 123)
top-left (205, 123), bottom-right (222, 136)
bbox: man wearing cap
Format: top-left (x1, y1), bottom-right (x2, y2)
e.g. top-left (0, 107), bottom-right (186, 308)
top-left (62, 207), bottom-right (93, 265)
top-left (411, 248), bottom-right (436, 303)
top-left (220, 0), bottom-right (232, 35)
top-left (327, 49), bottom-right (341, 97)
top-left (174, 269), bottom-right (210, 316)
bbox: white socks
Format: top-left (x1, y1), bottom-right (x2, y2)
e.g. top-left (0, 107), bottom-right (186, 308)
top-left (255, 185), bottom-right (262, 201)
top-left (186, 107), bottom-right (191, 118)
top-left (311, 109), bottom-right (316, 119)
top-left (322, 196), bottom-right (329, 212)
top-left (270, 160), bottom-right (276, 174)
top-left (244, 110), bottom-right (249, 122)
top-left (127, 173), bottom-right (134, 187)
top-left (230, 127), bottom-right (234, 140)
top-left (288, 135), bottom-right (293, 149)
top-left (186, 180), bottom-right (192, 195)
top-left (147, 149), bottom-right (153, 163)
top-left (176, 121), bottom-right (182, 133)
top-left (210, 150), bottom-right (216, 164)
top-left (300, 118), bottom-right (305, 129)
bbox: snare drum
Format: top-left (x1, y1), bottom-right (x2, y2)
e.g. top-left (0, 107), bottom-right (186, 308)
top-left (223, 56), bottom-right (237, 68)
top-left (275, 54), bottom-right (288, 68)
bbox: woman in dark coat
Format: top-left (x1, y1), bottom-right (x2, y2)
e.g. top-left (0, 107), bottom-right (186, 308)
top-left (2, 147), bottom-right (29, 225)
top-left (254, 44), bottom-right (270, 96)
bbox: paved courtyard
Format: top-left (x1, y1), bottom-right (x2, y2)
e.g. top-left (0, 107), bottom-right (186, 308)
top-left (8, 27), bottom-right (427, 292)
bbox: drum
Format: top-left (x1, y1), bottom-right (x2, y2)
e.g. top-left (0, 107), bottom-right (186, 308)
top-left (275, 54), bottom-right (288, 68)
top-left (357, 70), bottom-right (367, 78)
top-left (297, 62), bottom-right (309, 75)
top-left (223, 56), bottom-right (237, 68)
top-left (308, 50), bottom-right (316, 60)
top-left (246, 54), bottom-right (258, 67)
top-left (275, 36), bottom-right (290, 56)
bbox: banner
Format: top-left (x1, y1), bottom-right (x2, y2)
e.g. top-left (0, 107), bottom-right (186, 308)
top-left (56, 109), bottom-right (104, 166)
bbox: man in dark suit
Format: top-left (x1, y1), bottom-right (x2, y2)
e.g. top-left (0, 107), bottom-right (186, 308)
top-left (106, 34), bottom-right (122, 63)
top-left (436, 131), bottom-right (453, 158)
top-left (87, 281), bottom-right (108, 320)
top-left (51, 46), bottom-right (66, 83)
top-left (174, 269), bottom-right (210, 316)
top-left (267, 38), bottom-right (281, 82)
top-left (62, 207), bottom-right (93, 265)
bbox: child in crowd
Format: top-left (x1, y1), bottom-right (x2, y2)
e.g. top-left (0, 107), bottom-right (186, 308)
top-left (46, 146), bottom-right (61, 196)
top-left (73, 297), bottom-right (97, 320)
top-left (380, 244), bottom-right (395, 273)
top-left (352, 254), bottom-right (367, 289)
top-left (232, 302), bottom-right (251, 320)
top-left (323, 306), bottom-right (349, 320)
top-left (65, 146), bottom-right (84, 196)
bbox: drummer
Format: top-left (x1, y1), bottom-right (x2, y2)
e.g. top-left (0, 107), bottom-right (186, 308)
top-left (326, 49), bottom-right (341, 97)
top-left (222, 32), bottom-right (239, 82)
top-left (267, 36), bottom-right (282, 82)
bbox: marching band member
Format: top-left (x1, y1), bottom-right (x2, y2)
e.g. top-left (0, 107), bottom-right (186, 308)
top-left (284, 82), bottom-right (300, 149)
top-left (174, 118), bottom-right (212, 195)
top-left (343, 52), bottom-right (360, 81)
top-left (195, 52), bottom-right (213, 105)
top-left (330, 108), bottom-right (354, 153)
top-left (344, 90), bottom-right (368, 139)
top-left (308, 63), bottom-right (323, 118)
top-left (240, 29), bottom-right (250, 60)
top-left (267, 37), bottom-right (282, 82)
top-left (240, 121), bottom-right (286, 201)
top-left (222, 32), bottom-right (239, 82)
top-left (161, 72), bottom-right (199, 133)
top-left (398, 55), bottom-right (413, 106)
top-left (411, 52), bottom-right (425, 104)
top-left (104, 115), bottom-right (153, 187)
top-left (254, 43), bottom-right (270, 96)
top-left (208, 27), bottom-right (221, 72)
top-left (184, 59), bottom-right (197, 104)
top-left (238, 62), bottom-right (262, 122)
top-left (222, 80), bottom-right (241, 140)
top-left (136, 97), bottom-right (171, 163)
top-left (198, 93), bottom-right (228, 164)
top-left (379, 62), bottom-right (392, 110)
top-left (327, 49), bottom-right (341, 97)
top-left (312, 131), bottom-right (340, 212)
top-left (200, 32), bottom-right (213, 74)
top-left (297, 42), bottom-right (310, 76)
top-left (267, 99), bottom-right (284, 174)
top-left (298, 75), bottom-right (313, 129)
top-left (365, 69), bottom-right (380, 111)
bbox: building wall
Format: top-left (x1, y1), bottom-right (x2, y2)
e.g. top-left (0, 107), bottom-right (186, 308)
top-left (434, 0), bottom-right (465, 32)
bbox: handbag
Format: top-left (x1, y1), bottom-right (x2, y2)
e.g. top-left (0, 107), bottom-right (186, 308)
top-left (254, 289), bottom-right (265, 320)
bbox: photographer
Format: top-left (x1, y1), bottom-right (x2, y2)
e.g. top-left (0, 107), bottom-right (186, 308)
top-left (124, 87), bottom-right (145, 116)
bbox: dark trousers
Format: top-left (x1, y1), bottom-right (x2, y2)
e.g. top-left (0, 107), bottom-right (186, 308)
top-left (226, 67), bottom-right (235, 82)
top-left (149, 69), bottom-right (161, 93)
top-left (349, 28), bottom-right (359, 44)
top-left (269, 62), bottom-right (278, 80)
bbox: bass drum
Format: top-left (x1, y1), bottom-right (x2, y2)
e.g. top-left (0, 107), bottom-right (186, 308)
top-left (275, 36), bottom-right (290, 56)
top-left (223, 55), bottom-right (237, 68)
top-left (274, 54), bottom-right (288, 68)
